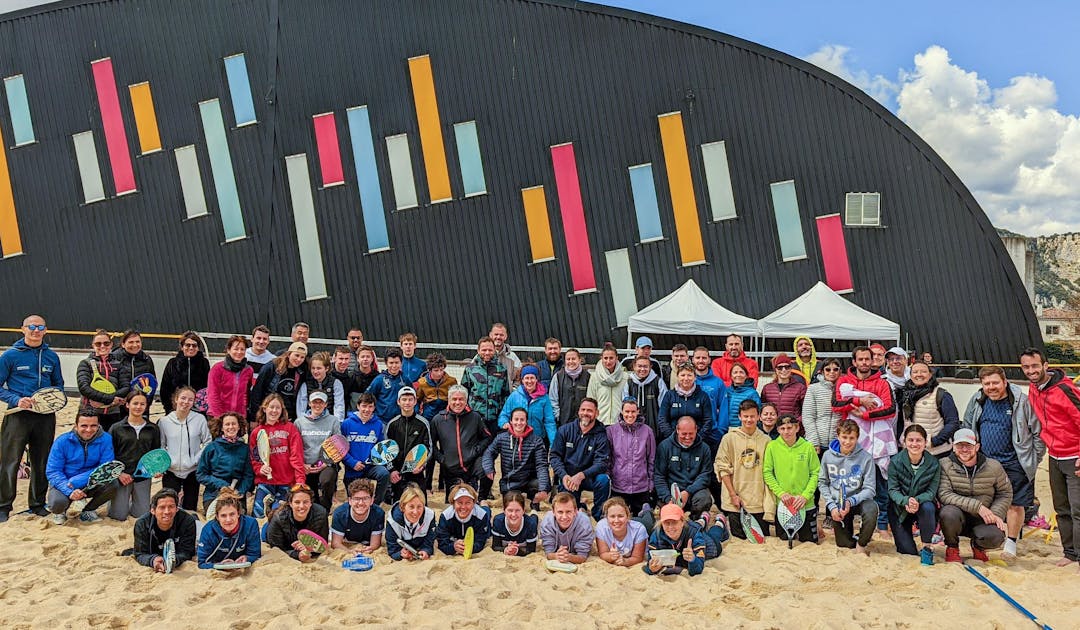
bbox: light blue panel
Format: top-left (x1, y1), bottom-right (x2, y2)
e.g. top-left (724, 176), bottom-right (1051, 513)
top-left (701, 141), bottom-right (737, 220)
top-left (223, 54), bottom-right (257, 126)
top-left (453, 121), bottom-right (487, 196)
top-left (628, 164), bottom-right (663, 242)
top-left (346, 106), bottom-right (389, 252)
top-left (285, 154), bottom-right (328, 300)
top-left (4, 75), bottom-right (34, 145)
top-left (199, 99), bottom-right (246, 241)
top-left (770, 180), bottom-right (807, 261)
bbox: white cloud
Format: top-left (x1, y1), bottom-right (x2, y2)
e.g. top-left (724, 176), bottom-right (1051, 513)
top-left (806, 44), bottom-right (1080, 236)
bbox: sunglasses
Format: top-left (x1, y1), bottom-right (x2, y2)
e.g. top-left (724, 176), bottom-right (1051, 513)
top-left (775, 365), bottom-right (792, 370)
top-left (92, 340), bottom-right (112, 347)
top-left (182, 342), bottom-right (199, 348)
top-left (823, 367), bottom-right (841, 372)
top-left (348, 336), bottom-right (362, 340)
top-left (26, 324), bottom-right (46, 332)
top-left (289, 483), bottom-right (312, 493)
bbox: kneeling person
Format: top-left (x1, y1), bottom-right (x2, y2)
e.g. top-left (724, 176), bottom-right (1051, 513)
top-left (819, 420), bottom-right (878, 553)
top-left (938, 428), bottom-right (1011, 563)
top-left (45, 412), bottom-right (118, 523)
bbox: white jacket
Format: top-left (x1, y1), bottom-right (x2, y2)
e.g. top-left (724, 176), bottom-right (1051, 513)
top-left (159, 411), bottom-right (211, 478)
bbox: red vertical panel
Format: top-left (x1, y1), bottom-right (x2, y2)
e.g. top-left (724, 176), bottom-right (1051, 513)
top-left (312, 112), bottom-right (344, 186)
top-left (816, 214), bottom-right (854, 292)
top-left (91, 58), bottom-right (136, 194)
top-left (550, 143), bottom-right (596, 293)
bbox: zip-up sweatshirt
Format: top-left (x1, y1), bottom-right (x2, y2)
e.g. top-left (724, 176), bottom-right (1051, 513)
top-left (818, 444), bottom-right (876, 513)
top-left (435, 504), bottom-right (492, 555)
top-left (159, 411), bottom-right (211, 478)
top-left (197, 516), bottom-right (262, 568)
top-left (0, 339), bottom-right (63, 405)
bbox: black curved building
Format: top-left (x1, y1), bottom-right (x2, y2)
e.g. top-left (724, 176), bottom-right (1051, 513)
top-left (0, 0), bottom-right (1038, 361)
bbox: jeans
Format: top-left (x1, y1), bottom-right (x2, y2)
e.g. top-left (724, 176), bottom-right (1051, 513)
top-left (1049, 456), bottom-right (1080, 561)
top-left (252, 484), bottom-right (290, 518)
top-left (0, 411), bottom-right (55, 512)
top-left (939, 504), bottom-right (1006, 550)
top-left (560, 473), bottom-right (610, 521)
top-left (889, 500), bottom-right (937, 555)
top-left (874, 467), bottom-right (890, 530)
top-left (831, 499), bottom-right (879, 548)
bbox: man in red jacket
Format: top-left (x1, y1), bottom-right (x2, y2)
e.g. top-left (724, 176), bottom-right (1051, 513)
top-left (711, 334), bottom-right (759, 387)
top-left (1021, 347), bottom-right (1080, 569)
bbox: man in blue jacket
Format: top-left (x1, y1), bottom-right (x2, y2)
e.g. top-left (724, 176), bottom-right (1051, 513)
top-left (549, 398), bottom-right (610, 520)
top-left (654, 417), bottom-right (714, 520)
top-left (45, 412), bottom-right (117, 523)
top-left (0, 315), bottom-right (64, 522)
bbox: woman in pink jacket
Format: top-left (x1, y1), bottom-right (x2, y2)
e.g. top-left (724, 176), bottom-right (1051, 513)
top-left (207, 335), bottom-right (254, 418)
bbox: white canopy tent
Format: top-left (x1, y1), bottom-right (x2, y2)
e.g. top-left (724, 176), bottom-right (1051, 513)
top-left (757, 282), bottom-right (900, 343)
top-left (626, 280), bottom-right (759, 346)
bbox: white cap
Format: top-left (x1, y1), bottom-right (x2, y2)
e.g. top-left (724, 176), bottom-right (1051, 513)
top-left (885, 346), bottom-right (908, 359)
top-left (953, 428), bottom-right (978, 445)
top-left (309, 391), bottom-right (328, 402)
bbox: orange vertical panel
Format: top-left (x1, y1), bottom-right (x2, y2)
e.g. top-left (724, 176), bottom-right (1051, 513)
top-left (408, 54), bottom-right (452, 203)
top-left (521, 186), bottom-right (555, 262)
top-left (0, 124), bottom-right (22, 257)
top-left (128, 82), bottom-right (162, 154)
top-left (658, 112), bottom-right (705, 265)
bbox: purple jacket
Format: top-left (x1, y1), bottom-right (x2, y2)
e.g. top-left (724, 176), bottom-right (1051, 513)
top-left (606, 418), bottom-right (656, 494)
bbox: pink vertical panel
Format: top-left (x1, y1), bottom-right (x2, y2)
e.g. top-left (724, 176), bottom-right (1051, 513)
top-left (816, 213), bottom-right (854, 293)
top-left (550, 143), bottom-right (596, 293)
top-left (91, 58), bottom-right (136, 194)
top-left (312, 112), bottom-right (344, 186)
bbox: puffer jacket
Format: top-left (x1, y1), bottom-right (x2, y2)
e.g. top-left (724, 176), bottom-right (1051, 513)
top-left (938, 452), bottom-right (1012, 520)
top-left (482, 426), bottom-right (550, 493)
top-left (497, 383), bottom-right (556, 446)
top-left (886, 449), bottom-right (941, 519)
top-left (723, 382), bottom-right (762, 431)
top-left (962, 383), bottom-right (1045, 481)
top-left (45, 427), bottom-right (115, 495)
top-left (111, 347), bottom-right (157, 402)
top-left (160, 352), bottom-right (211, 413)
top-left (76, 351), bottom-right (121, 411)
top-left (658, 385), bottom-right (717, 445)
top-left (801, 380), bottom-right (842, 450)
top-left (415, 372), bottom-right (458, 420)
top-left (460, 357), bottom-right (511, 428)
top-left (761, 379), bottom-right (806, 422)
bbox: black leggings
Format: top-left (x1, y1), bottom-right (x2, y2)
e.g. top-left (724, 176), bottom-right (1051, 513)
top-left (161, 471), bottom-right (200, 511)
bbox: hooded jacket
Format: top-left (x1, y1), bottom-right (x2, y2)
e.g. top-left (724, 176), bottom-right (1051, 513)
top-left (902, 382), bottom-right (960, 456)
top-left (586, 362), bottom-right (629, 426)
top-left (294, 410), bottom-right (342, 466)
top-left (723, 381), bottom-right (761, 431)
top-left (431, 408), bottom-right (488, 476)
top-left (1025, 369), bottom-right (1080, 460)
top-left (792, 336), bottom-right (819, 384)
top-left (659, 385), bottom-right (717, 446)
top-left (460, 356), bottom-right (511, 427)
top-left (549, 419), bottom-right (611, 481)
top-left (249, 421), bottom-right (306, 486)
top-left (206, 359), bottom-right (253, 418)
top-left (654, 432), bottom-right (713, 502)
top-left (385, 412), bottom-right (433, 472)
top-left (133, 509), bottom-right (197, 568)
top-left (818, 443), bottom-right (876, 513)
top-left (385, 502), bottom-right (437, 560)
top-left (497, 383), bottom-right (556, 446)
top-left (109, 418), bottom-right (161, 474)
top-left (435, 503), bottom-right (492, 555)
top-left (482, 425), bottom-right (550, 492)
top-left (622, 370), bottom-right (668, 437)
top-left (415, 372), bottom-right (458, 419)
top-left (606, 418), bottom-right (656, 495)
top-left (0, 338), bottom-right (63, 406)
top-left (197, 515), bottom-right (262, 568)
top-left (248, 361), bottom-right (307, 421)
top-left (549, 367), bottom-right (591, 426)
top-left (45, 427), bottom-right (115, 496)
top-left (159, 411), bottom-right (211, 478)
top-left (886, 449), bottom-right (941, 519)
top-left (763, 436), bottom-right (820, 503)
top-left (266, 503), bottom-right (330, 560)
top-left (111, 347), bottom-right (156, 402)
top-left (160, 352), bottom-right (211, 414)
top-left (76, 351), bottom-right (120, 411)
top-left (715, 426), bottom-right (773, 512)
top-left (710, 354), bottom-right (759, 387)
top-left (197, 436), bottom-right (256, 495)
top-left (340, 412), bottom-right (384, 477)
top-left (642, 523), bottom-right (708, 576)
top-left (962, 383), bottom-right (1045, 480)
top-left (938, 452), bottom-right (1012, 520)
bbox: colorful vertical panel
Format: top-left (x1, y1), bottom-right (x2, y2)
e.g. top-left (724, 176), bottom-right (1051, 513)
top-left (0, 125), bottom-right (22, 256)
top-left (385, 133), bottom-right (418, 210)
top-left (174, 145), bottom-right (208, 220)
top-left (701, 140), bottom-right (737, 221)
top-left (550, 143), bottom-right (597, 293)
top-left (128, 82), bottom-right (162, 154)
top-left (657, 112), bottom-right (705, 265)
top-left (407, 55), bottom-right (452, 203)
top-left (72, 131), bottom-right (106, 204)
top-left (816, 213), bottom-right (854, 293)
top-left (285, 154), bottom-right (328, 300)
top-left (199, 99), bottom-right (246, 241)
top-left (346, 106), bottom-right (389, 252)
top-left (521, 186), bottom-right (555, 263)
top-left (605, 248), bottom-right (638, 326)
top-left (312, 112), bottom-right (345, 187)
top-left (453, 121), bottom-right (487, 196)
top-left (223, 54), bottom-right (257, 126)
top-left (627, 164), bottom-right (663, 242)
top-left (4, 75), bottom-right (35, 146)
top-left (91, 58), bottom-right (136, 195)
top-left (770, 180), bottom-right (807, 261)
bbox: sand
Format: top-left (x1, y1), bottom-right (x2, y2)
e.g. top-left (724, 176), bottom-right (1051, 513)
top-left (0, 404), bottom-right (1076, 630)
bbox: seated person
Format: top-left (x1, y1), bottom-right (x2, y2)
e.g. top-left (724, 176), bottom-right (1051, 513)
top-left (385, 483), bottom-right (437, 561)
top-left (197, 412), bottom-right (255, 512)
top-left (643, 503), bottom-right (708, 576)
top-left (266, 484), bottom-right (330, 563)
top-left (888, 424), bottom-right (942, 564)
top-left (340, 393), bottom-right (390, 505)
top-left (295, 390), bottom-right (342, 512)
top-left (330, 479), bottom-right (385, 555)
top-left (763, 415), bottom-right (821, 544)
top-left (606, 398), bottom-right (657, 517)
top-left (938, 428), bottom-right (1011, 563)
top-left (549, 398), bottom-right (611, 520)
top-left (483, 408), bottom-right (551, 508)
top-left (132, 488), bottom-right (197, 572)
top-left (197, 487), bottom-right (262, 569)
top-left (45, 411), bottom-right (118, 523)
top-left (491, 491), bottom-right (539, 556)
top-left (540, 492), bottom-right (595, 564)
top-left (819, 420), bottom-right (878, 554)
top-left (436, 483), bottom-right (492, 556)
top-left (595, 497), bottom-right (647, 568)
top-left (716, 400), bottom-right (774, 539)
top-left (108, 391), bottom-right (161, 521)
top-left (654, 416), bottom-right (714, 520)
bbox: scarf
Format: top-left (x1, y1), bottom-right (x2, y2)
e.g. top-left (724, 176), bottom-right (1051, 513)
top-left (674, 383), bottom-right (696, 397)
top-left (593, 362), bottom-right (625, 387)
top-left (902, 377), bottom-right (938, 420)
top-left (563, 365), bottom-right (583, 378)
top-left (224, 355), bottom-right (248, 373)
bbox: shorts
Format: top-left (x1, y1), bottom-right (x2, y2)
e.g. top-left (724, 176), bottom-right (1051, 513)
top-left (1003, 462), bottom-right (1035, 508)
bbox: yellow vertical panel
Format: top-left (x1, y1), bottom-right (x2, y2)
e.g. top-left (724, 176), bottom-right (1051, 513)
top-left (522, 186), bottom-right (555, 262)
top-left (657, 112), bottom-right (705, 265)
top-left (0, 124), bottom-right (22, 256)
top-left (408, 55), bottom-right (452, 203)
top-left (128, 82), bottom-right (162, 154)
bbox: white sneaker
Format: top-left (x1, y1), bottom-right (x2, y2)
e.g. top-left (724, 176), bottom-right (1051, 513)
top-left (51, 513), bottom-right (67, 525)
top-left (1003, 538), bottom-right (1018, 560)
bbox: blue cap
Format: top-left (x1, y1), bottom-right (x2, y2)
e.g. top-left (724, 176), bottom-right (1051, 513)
top-left (635, 336), bottom-right (653, 348)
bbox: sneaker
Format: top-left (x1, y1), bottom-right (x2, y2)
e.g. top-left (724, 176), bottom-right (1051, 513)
top-left (79, 511), bottom-right (101, 522)
top-left (920, 546), bottom-right (935, 566)
top-left (931, 532), bottom-right (944, 545)
top-left (51, 513), bottom-right (67, 525)
top-left (971, 544), bottom-right (989, 562)
top-left (945, 547), bottom-right (962, 563)
top-left (637, 503), bottom-right (652, 519)
top-left (30, 506), bottom-right (50, 517)
top-left (0, 510), bottom-right (8, 524)
top-left (1002, 538), bottom-right (1018, 561)
top-left (1027, 514), bottom-right (1050, 530)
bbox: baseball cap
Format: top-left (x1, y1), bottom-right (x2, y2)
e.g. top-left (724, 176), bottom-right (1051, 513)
top-left (288, 342), bottom-right (308, 355)
top-left (886, 346), bottom-right (908, 359)
top-left (635, 336), bottom-right (653, 348)
top-left (660, 503), bottom-right (684, 522)
top-left (451, 486), bottom-right (478, 502)
top-left (397, 386), bottom-right (417, 400)
top-left (953, 428), bottom-right (978, 445)
top-left (869, 343), bottom-right (887, 353)
top-left (308, 391), bottom-right (328, 402)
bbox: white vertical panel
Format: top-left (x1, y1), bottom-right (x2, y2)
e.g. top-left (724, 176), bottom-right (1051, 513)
top-left (72, 131), bottom-right (106, 203)
top-left (605, 248), bottom-right (637, 327)
top-left (174, 145), bottom-right (208, 219)
top-left (385, 133), bottom-right (418, 210)
top-left (285, 154), bottom-right (328, 301)
top-left (701, 140), bottom-right (737, 221)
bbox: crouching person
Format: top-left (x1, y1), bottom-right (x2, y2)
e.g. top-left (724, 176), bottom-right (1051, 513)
top-left (819, 420), bottom-right (878, 554)
top-left (45, 412), bottom-right (118, 523)
top-left (938, 429), bottom-right (1011, 563)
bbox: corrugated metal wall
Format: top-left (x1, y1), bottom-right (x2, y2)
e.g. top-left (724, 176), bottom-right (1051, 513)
top-left (0, 0), bottom-right (1040, 362)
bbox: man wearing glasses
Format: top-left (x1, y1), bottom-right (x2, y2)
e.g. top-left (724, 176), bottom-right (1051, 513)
top-left (0, 315), bottom-right (64, 522)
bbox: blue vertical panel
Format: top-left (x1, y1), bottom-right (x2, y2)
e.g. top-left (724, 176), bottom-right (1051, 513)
top-left (453, 121), bottom-right (487, 196)
top-left (769, 180), bottom-right (807, 261)
top-left (627, 163), bottom-right (663, 242)
top-left (346, 106), bottom-right (390, 252)
top-left (199, 99), bottom-right (246, 241)
top-left (285, 154), bottom-right (328, 300)
top-left (223, 54), bottom-right (257, 126)
top-left (4, 75), bottom-right (35, 145)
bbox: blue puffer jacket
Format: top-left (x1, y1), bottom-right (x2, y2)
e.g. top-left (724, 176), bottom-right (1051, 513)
top-left (643, 522), bottom-right (708, 576)
top-left (0, 339), bottom-right (63, 405)
top-left (724, 383), bottom-right (762, 429)
top-left (45, 428), bottom-right (115, 496)
top-left (197, 515), bottom-right (263, 568)
top-left (497, 384), bottom-right (556, 446)
top-left (659, 386), bottom-right (718, 445)
top-left (197, 437), bottom-right (255, 495)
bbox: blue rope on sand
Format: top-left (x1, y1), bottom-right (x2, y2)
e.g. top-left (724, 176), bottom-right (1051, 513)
top-left (963, 564), bottom-right (1052, 630)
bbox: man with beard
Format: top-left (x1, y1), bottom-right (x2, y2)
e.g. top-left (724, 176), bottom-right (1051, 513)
top-left (538, 338), bottom-right (564, 388)
top-left (489, 323), bottom-right (522, 386)
top-left (623, 356), bottom-right (669, 438)
top-left (711, 334), bottom-right (759, 387)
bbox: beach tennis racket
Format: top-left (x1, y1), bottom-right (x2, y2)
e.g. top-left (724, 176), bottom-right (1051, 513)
top-left (463, 526), bottom-right (475, 560)
top-left (212, 561), bottom-right (251, 570)
top-left (777, 500), bottom-right (806, 549)
top-left (133, 448), bottom-right (172, 479)
top-left (255, 428), bottom-right (272, 480)
top-left (739, 507), bottom-right (766, 544)
top-left (131, 372), bottom-right (158, 399)
top-left (163, 539), bottom-right (176, 574)
top-left (670, 482), bottom-right (683, 507)
top-left (193, 388), bottom-right (209, 414)
top-left (402, 444), bottom-right (429, 474)
top-left (320, 434), bottom-right (349, 464)
top-left (342, 554), bottom-right (374, 572)
top-left (298, 529), bottom-right (329, 554)
top-left (544, 559), bottom-right (578, 573)
top-left (399, 540), bottom-right (420, 560)
top-left (70, 459), bottom-right (124, 512)
top-left (2, 387), bottom-right (68, 416)
top-left (369, 440), bottom-right (399, 467)
top-left (88, 368), bottom-right (116, 408)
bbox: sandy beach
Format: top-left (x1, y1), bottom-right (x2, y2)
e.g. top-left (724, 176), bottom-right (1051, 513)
top-left (0, 403), bottom-right (1075, 630)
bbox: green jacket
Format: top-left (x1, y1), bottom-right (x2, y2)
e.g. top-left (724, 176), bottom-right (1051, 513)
top-left (886, 450), bottom-right (941, 519)
top-left (763, 437), bottom-right (819, 502)
top-left (460, 356), bottom-right (511, 425)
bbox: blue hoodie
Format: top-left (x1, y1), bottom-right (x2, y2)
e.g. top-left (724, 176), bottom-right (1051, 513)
top-left (724, 382), bottom-right (762, 430)
top-left (497, 383), bottom-right (557, 446)
top-left (0, 339), bottom-right (63, 406)
top-left (45, 428), bottom-right (115, 496)
top-left (366, 370), bottom-right (410, 419)
top-left (197, 437), bottom-right (255, 495)
top-left (197, 515), bottom-right (262, 568)
top-left (341, 411), bottom-right (384, 478)
top-left (694, 372), bottom-right (728, 443)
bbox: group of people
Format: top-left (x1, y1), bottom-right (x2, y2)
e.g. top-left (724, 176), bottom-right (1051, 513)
top-left (1, 315), bottom-right (1078, 577)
